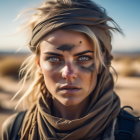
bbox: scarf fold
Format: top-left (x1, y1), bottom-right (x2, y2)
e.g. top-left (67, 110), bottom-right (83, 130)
top-left (20, 69), bottom-right (120, 140)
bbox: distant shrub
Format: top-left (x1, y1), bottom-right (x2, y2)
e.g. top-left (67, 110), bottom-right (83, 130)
top-left (121, 67), bottom-right (137, 77)
top-left (119, 58), bottom-right (138, 77)
top-left (0, 57), bottom-right (23, 79)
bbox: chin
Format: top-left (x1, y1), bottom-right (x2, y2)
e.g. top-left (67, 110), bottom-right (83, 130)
top-left (61, 97), bottom-right (82, 106)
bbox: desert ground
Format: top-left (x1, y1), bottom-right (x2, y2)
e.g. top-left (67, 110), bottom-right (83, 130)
top-left (0, 52), bottom-right (140, 139)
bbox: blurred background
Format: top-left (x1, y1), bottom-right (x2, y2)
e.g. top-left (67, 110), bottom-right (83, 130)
top-left (0, 0), bottom-right (140, 138)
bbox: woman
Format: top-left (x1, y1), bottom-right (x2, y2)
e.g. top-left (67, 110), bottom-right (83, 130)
top-left (2, 0), bottom-right (140, 140)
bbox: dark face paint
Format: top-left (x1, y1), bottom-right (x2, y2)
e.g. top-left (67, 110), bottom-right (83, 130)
top-left (56, 41), bottom-right (82, 52)
top-left (80, 63), bottom-right (95, 73)
top-left (80, 63), bottom-right (96, 95)
top-left (56, 44), bottom-right (75, 52)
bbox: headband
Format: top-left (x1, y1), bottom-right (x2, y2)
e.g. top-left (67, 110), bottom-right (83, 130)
top-left (29, 8), bottom-right (121, 53)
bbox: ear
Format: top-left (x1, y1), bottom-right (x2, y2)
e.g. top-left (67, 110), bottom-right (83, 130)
top-left (36, 57), bottom-right (43, 74)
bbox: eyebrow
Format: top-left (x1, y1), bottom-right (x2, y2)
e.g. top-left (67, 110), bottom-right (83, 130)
top-left (73, 50), bottom-right (94, 56)
top-left (43, 50), bottom-right (94, 57)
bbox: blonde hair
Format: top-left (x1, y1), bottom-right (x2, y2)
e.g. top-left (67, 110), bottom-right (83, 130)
top-left (13, 0), bottom-right (121, 109)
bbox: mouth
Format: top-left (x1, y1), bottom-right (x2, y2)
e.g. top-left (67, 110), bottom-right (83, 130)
top-left (60, 88), bottom-right (81, 94)
top-left (59, 85), bottom-right (81, 94)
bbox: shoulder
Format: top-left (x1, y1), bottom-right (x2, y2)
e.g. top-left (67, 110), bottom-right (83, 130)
top-left (133, 120), bottom-right (140, 140)
top-left (2, 113), bottom-right (18, 140)
top-left (115, 109), bottom-right (140, 140)
top-left (2, 110), bottom-right (27, 140)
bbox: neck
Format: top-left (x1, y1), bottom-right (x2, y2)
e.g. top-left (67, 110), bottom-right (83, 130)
top-left (51, 97), bottom-right (90, 120)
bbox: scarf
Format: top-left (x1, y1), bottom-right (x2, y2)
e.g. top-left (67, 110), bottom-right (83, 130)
top-left (20, 69), bottom-right (120, 140)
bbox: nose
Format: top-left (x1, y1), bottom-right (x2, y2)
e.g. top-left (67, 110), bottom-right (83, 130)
top-left (62, 63), bottom-right (77, 82)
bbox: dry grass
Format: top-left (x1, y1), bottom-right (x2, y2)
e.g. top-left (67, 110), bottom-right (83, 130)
top-left (0, 56), bottom-right (26, 79)
top-left (112, 58), bottom-right (140, 77)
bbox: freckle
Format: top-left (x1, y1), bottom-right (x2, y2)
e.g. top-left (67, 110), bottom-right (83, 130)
top-left (79, 41), bottom-right (82, 44)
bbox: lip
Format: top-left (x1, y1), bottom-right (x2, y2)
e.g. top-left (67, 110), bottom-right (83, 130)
top-left (60, 85), bottom-right (81, 89)
top-left (59, 85), bottom-right (81, 94)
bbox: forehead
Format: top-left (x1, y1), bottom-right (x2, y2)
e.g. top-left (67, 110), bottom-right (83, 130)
top-left (39, 29), bottom-right (93, 53)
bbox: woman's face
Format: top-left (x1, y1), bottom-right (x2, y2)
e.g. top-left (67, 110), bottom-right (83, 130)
top-left (37, 29), bottom-right (99, 106)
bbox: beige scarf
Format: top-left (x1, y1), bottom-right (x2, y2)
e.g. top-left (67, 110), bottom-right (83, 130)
top-left (20, 69), bottom-right (120, 140)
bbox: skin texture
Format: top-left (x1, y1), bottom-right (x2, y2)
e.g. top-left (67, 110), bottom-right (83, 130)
top-left (36, 29), bottom-right (99, 120)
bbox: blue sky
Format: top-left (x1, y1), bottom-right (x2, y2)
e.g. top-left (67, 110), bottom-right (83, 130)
top-left (0, 0), bottom-right (140, 52)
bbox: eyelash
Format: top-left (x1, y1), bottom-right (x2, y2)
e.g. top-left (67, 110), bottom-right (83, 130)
top-left (46, 55), bottom-right (93, 63)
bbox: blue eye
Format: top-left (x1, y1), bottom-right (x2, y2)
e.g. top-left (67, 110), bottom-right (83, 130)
top-left (78, 56), bottom-right (92, 61)
top-left (47, 57), bottom-right (61, 62)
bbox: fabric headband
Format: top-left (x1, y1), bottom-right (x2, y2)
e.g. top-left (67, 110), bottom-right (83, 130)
top-left (29, 8), bottom-right (120, 53)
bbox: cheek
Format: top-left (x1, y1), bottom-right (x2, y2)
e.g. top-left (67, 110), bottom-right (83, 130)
top-left (77, 63), bottom-right (97, 93)
top-left (77, 63), bottom-right (96, 83)
top-left (79, 63), bottom-right (96, 74)
top-left (40, 61), bottom-right (61, 90)
top-left (89, 73), bottom-right (97, 91)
